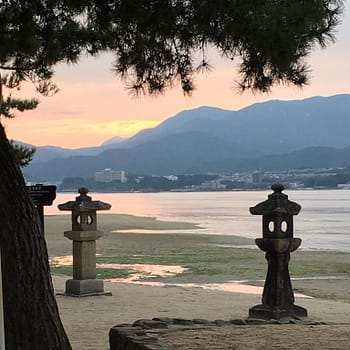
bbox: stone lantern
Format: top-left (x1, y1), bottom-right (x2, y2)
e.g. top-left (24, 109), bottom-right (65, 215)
top-left (58, 187), bottom-right (111, 296)
top-left (249, 183), bottom-right (307, 319)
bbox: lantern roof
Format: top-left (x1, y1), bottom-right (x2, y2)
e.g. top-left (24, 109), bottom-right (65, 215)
top-left (249, 183), bottom-right (301, 216)
top-left (58, 187), bottom-right (111, 212)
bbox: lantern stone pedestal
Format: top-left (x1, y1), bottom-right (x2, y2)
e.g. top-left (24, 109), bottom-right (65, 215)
top-left (58, 188), bottom-right (112, 297)
top-left (249, 184), bottom-right (307, 320)
top-left (64, 230), bottom-right (105, 296)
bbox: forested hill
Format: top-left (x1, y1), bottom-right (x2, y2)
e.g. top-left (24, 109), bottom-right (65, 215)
top-left (118, 94), bottom-right (350, 154)
top-left (23, 94), bottom-right (350, 181)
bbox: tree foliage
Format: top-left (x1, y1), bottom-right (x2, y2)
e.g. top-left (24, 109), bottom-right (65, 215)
top-left (0, 0), bottom-right (88, 95)
top-left (0, 96), bottom-right (38, 118)
top-left (90, 0), bottom-right (343, 94)
top-left (0, 0), bottom-right (344, 97)
top-left (9, 141), bottom-right (36, 167)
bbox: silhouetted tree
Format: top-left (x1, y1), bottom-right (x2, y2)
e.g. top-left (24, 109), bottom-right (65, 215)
top-left (8, 141), bottom-right (36, 167)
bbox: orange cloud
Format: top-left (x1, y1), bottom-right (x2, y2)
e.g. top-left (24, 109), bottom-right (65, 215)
top-left (4, 117), bottom-right (161, 147)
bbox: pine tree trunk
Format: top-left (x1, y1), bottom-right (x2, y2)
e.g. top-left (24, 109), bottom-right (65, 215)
top-left (0, 124), bottom-right (72, 349)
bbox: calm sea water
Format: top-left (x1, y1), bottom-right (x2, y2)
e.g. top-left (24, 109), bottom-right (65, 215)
top-left (48, 190), bottom-right (350, 252)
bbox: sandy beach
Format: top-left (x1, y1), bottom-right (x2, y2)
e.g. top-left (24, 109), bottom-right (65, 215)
top-left (46, 214), bottom-right (350, 349)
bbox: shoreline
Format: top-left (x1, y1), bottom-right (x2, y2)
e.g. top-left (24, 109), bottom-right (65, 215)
top-left (56, 187), bottom-right (348, 194)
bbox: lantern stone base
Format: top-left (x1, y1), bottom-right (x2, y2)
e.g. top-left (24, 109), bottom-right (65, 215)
top-left (249, 303), bottom-right (307, 320)
top-left (63, 278), bottom-right (112, 297)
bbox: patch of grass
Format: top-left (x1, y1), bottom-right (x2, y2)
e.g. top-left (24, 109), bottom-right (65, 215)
top-left (96, 267), bottom-right (130, 279)
top-left (291, 250), bottom-right (350, 277)
top-left (50, 265), bottom-right (73, 276)
top-left (95, 246), bottom-right (350, 283)
top-left (50, 265), bottom-right (131, 279)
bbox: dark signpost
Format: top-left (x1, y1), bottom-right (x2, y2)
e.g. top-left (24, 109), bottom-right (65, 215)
top-left (27, 184), bottom-right (57, 234)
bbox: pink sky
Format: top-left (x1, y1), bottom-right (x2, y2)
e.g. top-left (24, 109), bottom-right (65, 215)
top-left (3, 3), bottom-right (350, 149)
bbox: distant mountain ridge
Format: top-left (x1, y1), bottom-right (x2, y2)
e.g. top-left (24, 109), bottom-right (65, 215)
top-left (23, 94), bottom-right (350, 181)
top-left (118, 94), bottom-right (350, 154)
top-left (19, 136), bottom-right (125, 164)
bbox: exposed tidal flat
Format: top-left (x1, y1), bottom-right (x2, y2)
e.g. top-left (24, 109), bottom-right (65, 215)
top-left (46, 213), bottom-right (350, 303)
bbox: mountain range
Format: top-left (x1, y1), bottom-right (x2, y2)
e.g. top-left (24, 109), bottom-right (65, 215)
top-left (23, 94), bottom-right (350, 181)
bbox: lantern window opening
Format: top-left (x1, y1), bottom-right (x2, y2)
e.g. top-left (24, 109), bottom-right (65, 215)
top-left (281, 221), bottom-right (288, 233)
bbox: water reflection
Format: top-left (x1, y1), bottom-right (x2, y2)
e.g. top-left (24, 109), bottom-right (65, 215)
top-left (47, 192), bottom-right (163, 217)
top-left (113, 229), bottom-right (198, 234)
top-left (50, 255), bottom-right (186, 280)
top-left (50, 255), bottom-right (73, 266)
top-left (99, 263), bottom-right (187, 281)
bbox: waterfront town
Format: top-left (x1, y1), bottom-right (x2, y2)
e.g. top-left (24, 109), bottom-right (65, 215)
top-left (53, 167), bottom-right (350, 192)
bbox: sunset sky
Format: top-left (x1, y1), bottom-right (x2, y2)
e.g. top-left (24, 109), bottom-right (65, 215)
top-left (3, 2), bottom-right (350, 149)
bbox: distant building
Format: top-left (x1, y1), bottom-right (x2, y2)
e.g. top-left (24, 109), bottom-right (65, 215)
top-left (199, 180), bottom-right (226, 190)
top-left (164, 175), bottom-right (178, 181)
top-left (252, 170), bottom-right (264, 184)
top-left (95, 168), bottom-right (126, 183)
top-left (337, 183), bottom-right (350, 189)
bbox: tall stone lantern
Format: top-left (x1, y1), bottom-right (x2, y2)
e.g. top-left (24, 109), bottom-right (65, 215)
top-left (58, 187), bottom-right (111, 296)
top-left (249, 184), bottom-right (307, 319)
